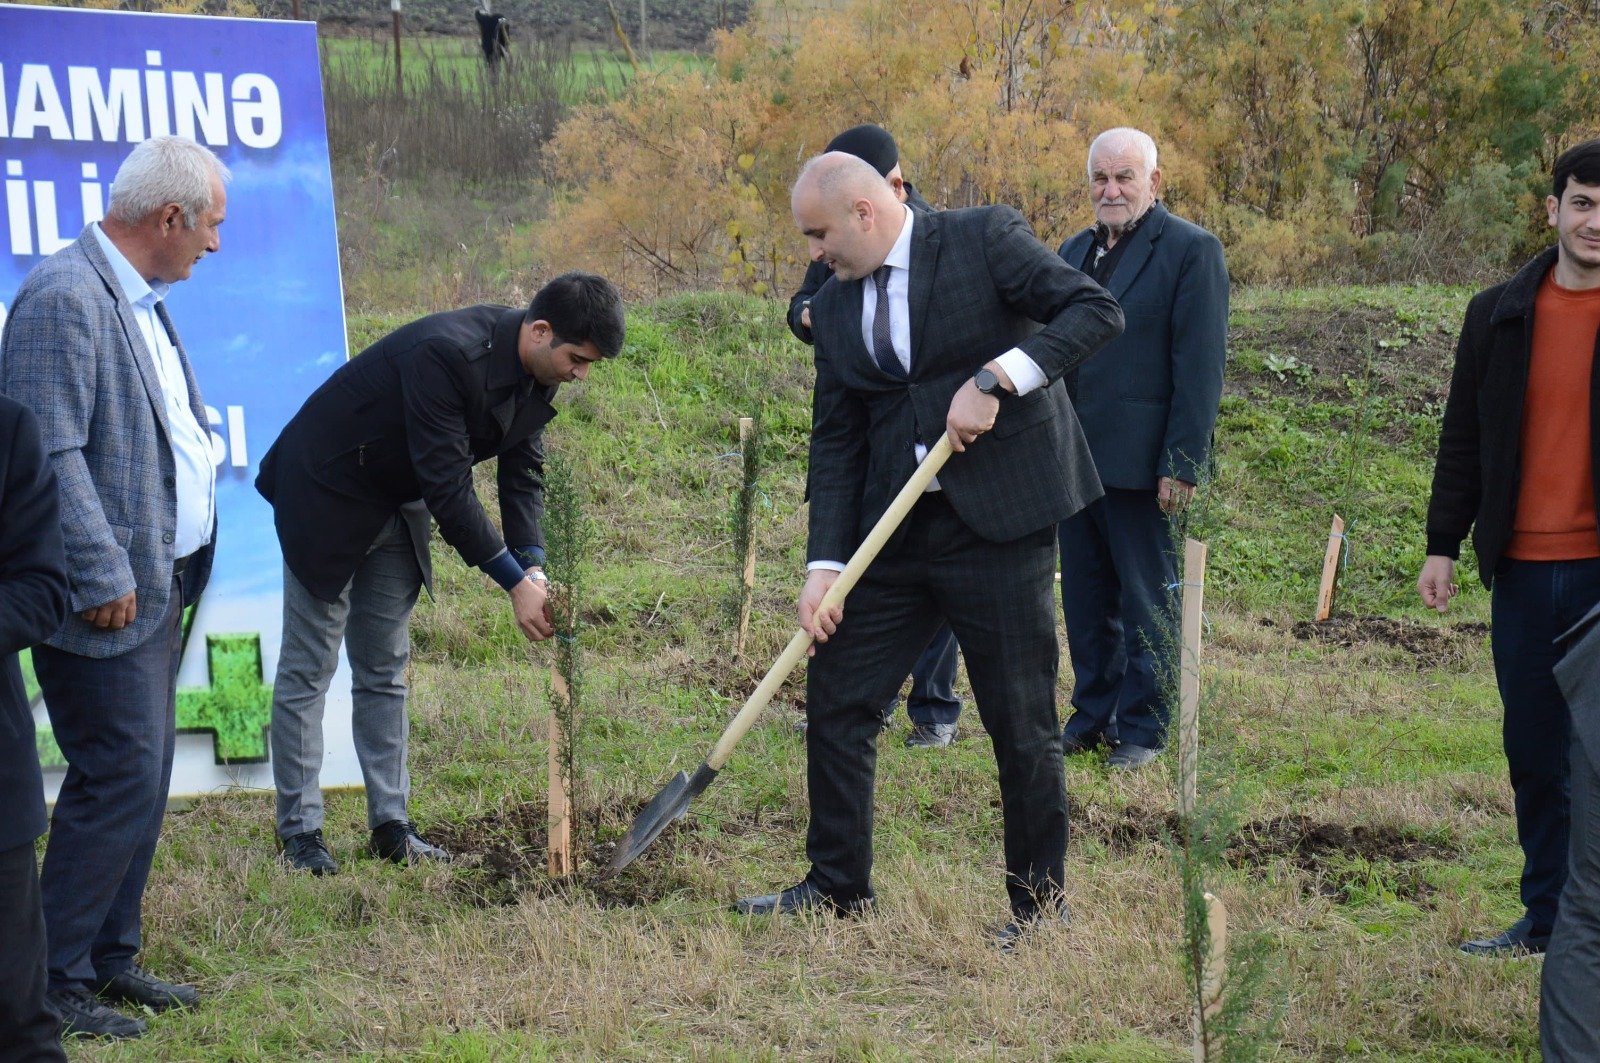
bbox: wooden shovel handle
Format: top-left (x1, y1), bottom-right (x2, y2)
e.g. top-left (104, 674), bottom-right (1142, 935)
top-left (707, 434), bottom-right (956, 769)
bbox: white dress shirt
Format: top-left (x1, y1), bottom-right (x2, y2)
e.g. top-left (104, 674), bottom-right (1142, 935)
top-left (810, 207), bottom-right (1047, 572)
top-left (92, 223), bottom-right (216, 558)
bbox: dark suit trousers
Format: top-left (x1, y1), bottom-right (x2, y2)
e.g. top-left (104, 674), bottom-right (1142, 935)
top-left (1057, 488), bottom-right (1179, 750)
top-left (0, 842), bottom-right (66, 1061)
top-left (1542, 605), bottom-right (1600, 1061)
top-left (886, 624), bottom-right (962, 727)
top-left (1489, 557), bottom-right (1600, 933)
top-left (805, 492), bottom-right (1067, 916)
top-left (34, 569), bottom-right (188, 992)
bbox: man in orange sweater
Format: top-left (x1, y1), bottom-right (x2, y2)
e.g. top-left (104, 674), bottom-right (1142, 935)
top-left (1420, 138), bottom-right (1600, 956)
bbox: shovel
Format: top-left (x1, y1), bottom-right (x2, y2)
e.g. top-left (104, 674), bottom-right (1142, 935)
top-left (610, 433), bottom-right (956, 871)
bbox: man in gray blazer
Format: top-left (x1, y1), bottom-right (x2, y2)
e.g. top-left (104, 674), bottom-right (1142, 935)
top-left (1, 136), bottom-right (226, 1041)
top-left (735, 153), bottom-right (1122, 947)
top-left (1055, 128), bottom-right (1228, 769)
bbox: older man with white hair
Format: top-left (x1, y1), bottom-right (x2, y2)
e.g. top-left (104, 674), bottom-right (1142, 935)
top-left (1, 135), bottom-right (227, 1040)
top-left (1055, 127), bottom-right (1229, 769)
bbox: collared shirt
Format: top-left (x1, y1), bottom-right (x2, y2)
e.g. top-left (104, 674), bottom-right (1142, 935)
top-left (1083, 202), bottom-right (1156, 281)
top-left (92, 223), bottom-right (216, 557)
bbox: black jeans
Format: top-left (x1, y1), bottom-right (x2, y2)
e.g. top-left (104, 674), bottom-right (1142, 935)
top-left (1491, 556), bottom-right (1600, 933)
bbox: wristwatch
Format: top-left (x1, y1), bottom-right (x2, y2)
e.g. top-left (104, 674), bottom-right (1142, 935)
top-left (974, 367), bottom-right (1003, 396)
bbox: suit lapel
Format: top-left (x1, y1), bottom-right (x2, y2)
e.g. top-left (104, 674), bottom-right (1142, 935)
top-left (1061, 230), bottom-right (1094, 270)
top-left (907, 213), bottom-right (941, 373)
top-left (77, 231), bottom-right (173, 438)
top-left (1106, 204), bottom-right (1168, 301)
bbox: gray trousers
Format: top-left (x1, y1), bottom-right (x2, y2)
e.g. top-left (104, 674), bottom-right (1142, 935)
top-left (271, 512), bottom-right (423, 838)
top-left (1542, 604), bottom-right (1600, 1061)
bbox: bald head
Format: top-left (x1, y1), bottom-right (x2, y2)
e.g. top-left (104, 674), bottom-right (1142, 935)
top-left (792, 152), bottom-right (908, 282)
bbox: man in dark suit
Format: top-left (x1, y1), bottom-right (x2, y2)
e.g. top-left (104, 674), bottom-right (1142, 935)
top-left (2, 135), bottom-right (226, 1040)
top-left (787, 123), bottom-right (962, 749)
top-left (1055, 127), bottom-right (1228, 770)
top-left (736, 153), bottom-right (1122, 946)
top-left (257, 272), bottom-right (625, 876)
top-left (0, 396), bottom-right (70, 1061)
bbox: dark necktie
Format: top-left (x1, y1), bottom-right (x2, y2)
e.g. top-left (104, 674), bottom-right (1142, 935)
top-left (871, 265), bottom-right (905, 379)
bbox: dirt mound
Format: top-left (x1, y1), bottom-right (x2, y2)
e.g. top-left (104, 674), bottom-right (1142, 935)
top-left (431, 797), bottom-right (698, 908)
top-left (1288, 615), bottom-right (1489, 668)
top-left (1078, 805), bottom-right (1453, 906)
top-left (431, 796), bottom-right (797, 908)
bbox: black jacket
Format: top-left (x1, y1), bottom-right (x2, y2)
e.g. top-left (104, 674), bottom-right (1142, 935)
top-left (806, 205), bottom-right (1122, 562)
top-left (1056, 203), bottom-right (1229, 489)
top-left (787, 183), bottom-right (934, 345)
top-left (1426, 247), bottom-right (1600, 587)
top-left (257, 306), bottom-right (556, 603)
top-left (0, 396), bottom-right (70, 852)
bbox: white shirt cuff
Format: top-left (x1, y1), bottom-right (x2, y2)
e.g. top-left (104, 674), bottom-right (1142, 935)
top-left (994, 348), bottom-right (1047, 396)
top-left (807, 561), bottom-right (846, 573)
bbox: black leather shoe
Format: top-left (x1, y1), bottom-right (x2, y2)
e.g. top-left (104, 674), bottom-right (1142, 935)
top-left (48, 985), bottom-right (147, 1039)
top-left (1108, 742), bottom-right (1162, 769)
top-left (732, 879), bottom-right (875, 916)
top-left (905, 723), bottom-right (956, 748)
top-left (370, 820), bottom-right (450, 864)
top-left (1061, 731), bottom-right (1106, 755)
top-left (95, 966), bottom-right (199, 1011)
top-left (1459, 917), bottom-right (1551, 956)
top-left (281, 828), bottom-right (339, 876)
top-left (995, 904), bottom-right (1071, 953)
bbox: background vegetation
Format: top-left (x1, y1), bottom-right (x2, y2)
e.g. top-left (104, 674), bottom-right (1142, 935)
top-left (535, 0), bottom-right (1598, 293)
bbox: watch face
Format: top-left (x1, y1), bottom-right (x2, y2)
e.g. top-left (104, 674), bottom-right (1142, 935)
top-left (976, 368), bottom-right (999, 394)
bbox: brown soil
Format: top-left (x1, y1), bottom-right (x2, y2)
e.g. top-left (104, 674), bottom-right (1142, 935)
top-left (431, 796), bottom-right (798, 909)
top-left (1287, 614), bottom-right (1490, 669)
top-left (1076, 804), bottom-right (1453, 907)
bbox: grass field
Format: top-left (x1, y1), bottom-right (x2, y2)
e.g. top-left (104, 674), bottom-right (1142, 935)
top-left (63, 287), bottom-right (1544, 1061)
top-left (319, 34), bottom-right (711, 103)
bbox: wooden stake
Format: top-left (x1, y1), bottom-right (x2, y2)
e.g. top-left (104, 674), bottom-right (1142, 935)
top-left (735, 416), bottom-right (757, 658)
top-left (547, 666), bottom-right (572, 878)
top-left (1193, 892), bottom-right (1228, 1062)
top-left (389, 0), bottom-right (404, 97)
top-left (1315, 514), bottom-right (1345, 621)
top-left (1178, 538), bottom-right (1207, 821)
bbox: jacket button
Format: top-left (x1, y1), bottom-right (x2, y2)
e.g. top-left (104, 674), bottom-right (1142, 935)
top-left (164, 476), bottom-right (176, 488)
top-left (162, 532), bottom-right (175, 544)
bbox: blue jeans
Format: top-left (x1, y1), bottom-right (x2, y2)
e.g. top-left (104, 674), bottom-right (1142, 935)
top-left (1491, 555), bottom-right (1600, 933)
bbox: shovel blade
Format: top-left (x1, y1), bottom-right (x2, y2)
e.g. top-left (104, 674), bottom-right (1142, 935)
top-left (610, 761), bottom-right (719, 871)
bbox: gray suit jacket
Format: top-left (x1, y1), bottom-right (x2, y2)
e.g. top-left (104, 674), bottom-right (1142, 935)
top-left (1058, 203), bottom-right (1228, 489)
top-left (1, 226), bottom-right (214, 658)
top-left (806, 205), bottom-right (1123, 564)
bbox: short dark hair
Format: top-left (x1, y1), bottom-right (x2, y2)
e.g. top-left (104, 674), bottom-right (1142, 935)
top-left (1553, 138), bottom-right (1600, 201)
top-left (525, 272), bottom-right (626, 359)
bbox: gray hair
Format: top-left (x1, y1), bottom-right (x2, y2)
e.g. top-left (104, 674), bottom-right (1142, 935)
top-left (107, 136), bottom-right (231, 229)
top-left (1087, 127), bottom-right (1158, 178)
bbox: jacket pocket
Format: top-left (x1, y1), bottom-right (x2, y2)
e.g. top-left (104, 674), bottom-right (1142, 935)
top-left (992, 391), bottom-right (1054, 438)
